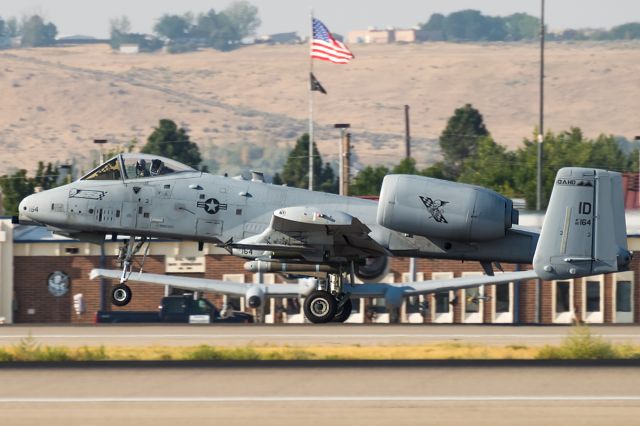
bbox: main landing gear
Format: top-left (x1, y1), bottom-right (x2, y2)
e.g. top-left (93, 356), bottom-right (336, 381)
top-left (303, 270), bottom-right (354, 324)
top-left (110, 236), bottom-right (148, 307)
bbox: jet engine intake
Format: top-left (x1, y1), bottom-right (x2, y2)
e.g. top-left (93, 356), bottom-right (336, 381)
top-left (377, 175), bottom-right (518, 242)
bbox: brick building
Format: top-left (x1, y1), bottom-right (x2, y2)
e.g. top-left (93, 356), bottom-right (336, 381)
top-left (1, 214), bottom-right (638, 325)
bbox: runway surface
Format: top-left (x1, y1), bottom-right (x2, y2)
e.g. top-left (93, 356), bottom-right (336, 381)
top-left (1, 365), bottom-right (639, 426)
top-left (1, 324), bottom-right (640, 347)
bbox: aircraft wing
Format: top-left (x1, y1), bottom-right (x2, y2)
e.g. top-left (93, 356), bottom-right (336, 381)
top-left (231, 206), bottom-right (386, 257)
top-left (344, 270), bottom-right (539, 299)
top-left (89, 269), bottom-right (315, 298)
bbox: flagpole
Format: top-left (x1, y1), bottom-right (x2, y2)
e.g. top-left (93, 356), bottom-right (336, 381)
top-left (308, 9), bottom-right (314, 191)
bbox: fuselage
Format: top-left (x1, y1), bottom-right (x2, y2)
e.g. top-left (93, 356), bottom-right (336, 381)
top-left (19, 153), bottom-right (538, 264)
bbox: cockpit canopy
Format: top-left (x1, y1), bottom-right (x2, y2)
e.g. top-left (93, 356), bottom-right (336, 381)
top-left (82, 153), bottom-right (197, 181)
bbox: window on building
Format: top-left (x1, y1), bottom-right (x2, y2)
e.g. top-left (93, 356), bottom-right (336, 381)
top-left (616, 281), bottom-right (632, 313)
top-left (555, 281), bottom-right (571, 313)
top-left (585, 280), bottom-right (601, 313)
top-left (435, 292), bottom-right (450, 314)
top-left (495, 284), bottom-right (510, 313)
top-left (405, 296), bottom-right (421, 314)
top-left (370, 298), bottom-right (386, 314)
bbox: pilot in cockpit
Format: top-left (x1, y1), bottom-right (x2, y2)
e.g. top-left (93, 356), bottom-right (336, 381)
top-left (150, 159), bottom-right (163, 176)
top-left (135, 159), bottom-right (150, 177)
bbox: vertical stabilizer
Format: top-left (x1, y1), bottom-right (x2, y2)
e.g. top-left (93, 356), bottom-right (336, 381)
top-left (533, 167), bottom-right (631, 281)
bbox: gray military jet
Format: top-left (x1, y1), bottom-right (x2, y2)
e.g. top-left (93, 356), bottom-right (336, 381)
top-left (17, 153), bottom-right (631, 323)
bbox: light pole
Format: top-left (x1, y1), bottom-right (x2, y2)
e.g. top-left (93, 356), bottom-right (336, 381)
top-left (334, 123), bottom-right (351, 196)
top-left (537, 0), bottom-right (545, 212)
top-left (92, 138), bottom-right (108, 312)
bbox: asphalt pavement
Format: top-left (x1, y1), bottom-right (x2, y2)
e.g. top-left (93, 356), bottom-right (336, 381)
top-left (0, 324), bottom-right (639, 347)
top-left (0, 364), bottom-right (639, 426)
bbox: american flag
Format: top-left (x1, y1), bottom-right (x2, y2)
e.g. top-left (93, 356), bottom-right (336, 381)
top-left (311, 18), bottom-right (354, 64)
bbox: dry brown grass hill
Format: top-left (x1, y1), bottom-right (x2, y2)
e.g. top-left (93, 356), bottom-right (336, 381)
top-left (0, 41), bottom-right (639, 176)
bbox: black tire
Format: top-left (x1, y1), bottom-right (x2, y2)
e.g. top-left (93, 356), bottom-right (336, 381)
top-left (111, 284), bottom-right (132, 307)
top-left (332, 298), bottom-right (353, 323)
top-left (303, 290), bottom-right (337, 324)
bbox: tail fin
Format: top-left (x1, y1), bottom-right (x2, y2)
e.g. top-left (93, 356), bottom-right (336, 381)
top-left (533, 167), bottom-right (631, 281)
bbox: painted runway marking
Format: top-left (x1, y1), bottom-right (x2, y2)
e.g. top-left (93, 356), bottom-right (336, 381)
top-left (0, 396), bottom-right (639, 403)
top-left (0, 333), bottom-right (639, 341)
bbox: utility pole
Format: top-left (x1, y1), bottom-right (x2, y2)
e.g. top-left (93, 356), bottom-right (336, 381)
top-left (343, 132), bottom-right (351, 196)
top-left (404, 105), bottom-right (411, 159)
top-left (334, 123), bottom-right (351, 196)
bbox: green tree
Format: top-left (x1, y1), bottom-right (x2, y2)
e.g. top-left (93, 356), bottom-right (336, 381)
top-left (504, 13), bottom-right (540, 40)
top-left (0, 170), bottom-right (34, 216)
top-left (391, 157), bottom-right (419, 175)
top-left (6, 17), bottom-right (18, 37)
top-left (513, 128), bottom-right (632, 209)
top-left (349, 165), bottom-right (389, 196)
top-left (421, 13), bottom-right (445, 32)
top-left (20, 15), bottom-right (57, 47)
top-left (154, 14), bottom-right (190, 40)
top-left (438, 103), bottom-right (489, 179)
top-left (223, 0), bottom-right (261, 39)
top-left (141, 119), bottom-right (202, 168)
top-left (33, 162), bottom-right (60, 190)
top-left (193, 9), bottom-right (239, 51)
top-left (457, 137), bottom-right (517, 197)
top-left (608, 22), bottom-right (640, 40)
top-left (110, 15), bottom-right (131, 35)
top-left (443, 10), bottom-right (507, 41)
top-left (277, 133), bottom-right (337, 193)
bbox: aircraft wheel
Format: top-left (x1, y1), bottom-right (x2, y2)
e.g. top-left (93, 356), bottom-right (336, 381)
top-left (304, 290), bottom-right (337, 324)
top-left (111, 284), bottom-right (132, 307)
top-left (332, 298), bottom-right (353, 323)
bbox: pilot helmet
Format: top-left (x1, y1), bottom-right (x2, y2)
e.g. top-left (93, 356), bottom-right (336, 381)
top-left (150, 159), bottom-right (163, 175)
top-left (135, 159), bottom-right (147, 176)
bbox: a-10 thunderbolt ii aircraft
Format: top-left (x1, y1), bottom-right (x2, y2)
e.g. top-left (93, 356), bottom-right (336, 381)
top-left (17, 153), bottom-right (631, 323)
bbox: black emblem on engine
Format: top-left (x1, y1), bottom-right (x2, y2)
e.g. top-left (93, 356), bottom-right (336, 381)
top-left (197, 198), bottom-right (228, 215)
top-left (418, 195), bottom-right (449, 224)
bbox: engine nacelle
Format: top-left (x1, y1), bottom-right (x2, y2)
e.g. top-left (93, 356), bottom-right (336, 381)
top-left (355, 255), bottom-right (389, 282)
top-left (377, 175), bottom-right (518, 242)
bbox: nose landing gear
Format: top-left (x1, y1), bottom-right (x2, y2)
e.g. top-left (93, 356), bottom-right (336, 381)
top-left (111, 284), bottom-right (132, 307)
top-left (110, 236), bottom-right (147, 307)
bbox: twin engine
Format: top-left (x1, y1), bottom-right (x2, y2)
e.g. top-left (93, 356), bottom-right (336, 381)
top-left (377, 175), bottom-right (519, 242)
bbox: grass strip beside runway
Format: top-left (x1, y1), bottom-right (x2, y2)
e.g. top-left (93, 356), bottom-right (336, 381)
top-left (1, 327), bottom-right (639, 361)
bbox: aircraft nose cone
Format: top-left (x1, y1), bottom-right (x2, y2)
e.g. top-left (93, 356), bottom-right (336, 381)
top-left (18, 191), bottom-right (56, 225)
top-left (18, 193), bottom-right (39, 223)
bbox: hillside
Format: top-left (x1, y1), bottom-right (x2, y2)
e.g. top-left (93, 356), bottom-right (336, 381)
top-left (0, 41), bottom-right (639, 176)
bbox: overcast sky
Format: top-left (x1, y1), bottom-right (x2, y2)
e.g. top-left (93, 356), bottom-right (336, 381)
top-left (0, 0), bottom-right (638, 38)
